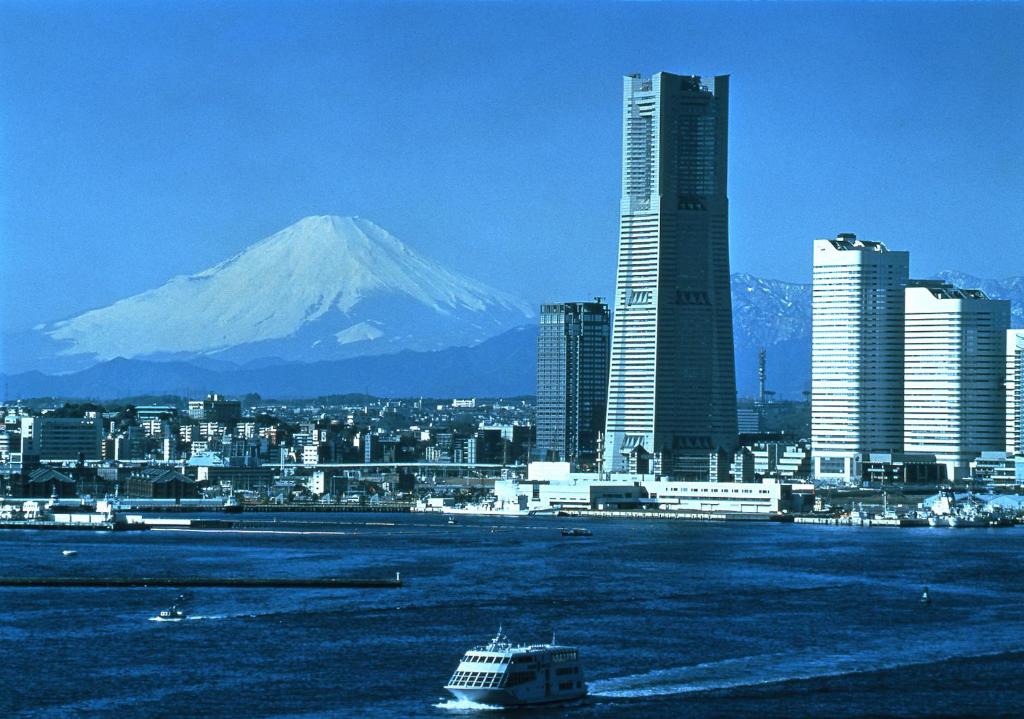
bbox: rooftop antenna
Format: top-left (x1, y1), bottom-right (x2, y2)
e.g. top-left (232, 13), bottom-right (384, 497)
top-left (758, 348), bottom-right (767, 406)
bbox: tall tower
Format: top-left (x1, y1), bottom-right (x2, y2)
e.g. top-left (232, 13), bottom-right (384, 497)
top-left (536, 301), bottom-right (611, 469)
top-left (904, 282), bottom-right (1009, 480)
top-left (603, 73), bottom-right (736, 478)
top-left (811, 235), bottom-right (909, 483)
top-left (1008, 330), bottom-right (1024, 456)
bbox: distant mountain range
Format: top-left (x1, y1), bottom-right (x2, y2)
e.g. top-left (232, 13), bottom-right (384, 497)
top-left (1, 326), bottom-right (538, 400)
top-left (2, 215), bottom-right (1022, 401)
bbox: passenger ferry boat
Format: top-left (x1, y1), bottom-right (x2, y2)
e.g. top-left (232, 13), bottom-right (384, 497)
top-left (444, 629), bottom-right (587, 706)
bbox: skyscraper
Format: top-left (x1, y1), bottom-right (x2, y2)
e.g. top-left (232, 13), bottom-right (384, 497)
top-left (1005, 329), bottom-right (1024, 456)
top-left (903, 282), bottom-right (1010, 480)
top-left (811, 235), bottom-right (909, 483)
top-left (536, 301), bottom-right (610, 469)
top-left (603, 72), bottom-right (736, 478)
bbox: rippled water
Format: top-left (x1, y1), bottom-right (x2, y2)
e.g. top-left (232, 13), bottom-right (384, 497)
top-left (2, 514), bottom-right (1023, 718)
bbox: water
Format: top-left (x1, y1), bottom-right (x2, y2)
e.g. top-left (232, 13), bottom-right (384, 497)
top-left (2, 514), bottom-right (1023, 718)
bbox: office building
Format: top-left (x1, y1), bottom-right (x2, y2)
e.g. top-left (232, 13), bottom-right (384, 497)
top-left (187, 393), bottom-right (242, 423)
top-left (1008, 330), bottom-right (1024, 455)
top-left (811, 235), bottom-right (909, 483)
top-left (604, 72), bottom-right (737, 478)
top-left (536, 301), bottom-right (610, 468)
top-left (904, 282), bottom-right (1010, 480)
top-left (19, 416), bottom-right (102, 461)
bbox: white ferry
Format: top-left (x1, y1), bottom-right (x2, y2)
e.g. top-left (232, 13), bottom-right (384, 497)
top-left (444, 629), bottom-right (587, 707)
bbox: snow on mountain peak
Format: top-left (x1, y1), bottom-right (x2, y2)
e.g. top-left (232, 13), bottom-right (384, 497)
top-left (43, 215), bottom-right (533, 363)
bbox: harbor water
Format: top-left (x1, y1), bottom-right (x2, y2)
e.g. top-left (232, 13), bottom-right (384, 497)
top-left (2, 513), bottom-right (1023, 718)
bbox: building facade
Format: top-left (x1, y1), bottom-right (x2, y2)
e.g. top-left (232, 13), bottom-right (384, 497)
top-left (19, 416), bottom-right (102, 461)
top-left (1008, 329), bottom-right (1024, 456)
top-left (536, 301), bottom-right (610, 468)
top-left (187, 393), bottom-right (241, 423)
top-left (903, 282), bottom-right (1010, 480)
top-left (811, 235), bottom-right (909, 483)
top-left (603, 72), bottom-right (737, 478)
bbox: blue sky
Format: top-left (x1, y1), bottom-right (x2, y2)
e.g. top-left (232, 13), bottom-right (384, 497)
top-left (1, 1), bottom-right (1022, 333)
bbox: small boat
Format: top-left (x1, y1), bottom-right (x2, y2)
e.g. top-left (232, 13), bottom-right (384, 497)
top-left (445, 628), bottom-right (587, 706)
top-left (446, 516), bottom-right (457, 525)
top-left (61, 550), bottom-right (78, 557)
top-left (155, 594), bottom-right (189, 622)
top-left (222, 495), bottom-right (243, 514)
top-left (920, 586), bottom-right (931, 605)
top-left (560, 527), bottom-right (592, 537)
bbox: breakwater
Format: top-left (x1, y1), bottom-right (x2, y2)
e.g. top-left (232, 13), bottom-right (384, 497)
top-left (0, 575), bottom-right (402, 589)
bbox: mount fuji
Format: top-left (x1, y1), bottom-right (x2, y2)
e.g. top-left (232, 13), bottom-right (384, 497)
top-left (11, 216), bottom-right (534, 374)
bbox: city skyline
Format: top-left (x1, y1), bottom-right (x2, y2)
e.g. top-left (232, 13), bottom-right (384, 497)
top-left (2, 2), bottom-right (1022, 337)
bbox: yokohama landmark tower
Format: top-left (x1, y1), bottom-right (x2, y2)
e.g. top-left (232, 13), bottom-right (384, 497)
top-left (603, 72), bottom-right (737, 478)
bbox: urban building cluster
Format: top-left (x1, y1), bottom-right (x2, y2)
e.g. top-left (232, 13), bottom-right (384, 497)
top-left (531, 70), bottom-right (1023, 509)
top-left (0, 394), bottom-right (533, 502)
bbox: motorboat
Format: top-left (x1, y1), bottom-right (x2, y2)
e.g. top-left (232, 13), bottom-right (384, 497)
top-left (155, 594), bottom-right (189, 622)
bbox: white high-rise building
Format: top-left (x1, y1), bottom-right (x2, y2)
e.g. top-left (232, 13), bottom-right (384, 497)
top-left (811, 235), bottom-right (909, 483)
top-left (603, 72), bottom-right (736, 478)
top-left (904, 282), bottom-right (1010, 480)
top-left (1005, 329), bottom-right (1024, 455)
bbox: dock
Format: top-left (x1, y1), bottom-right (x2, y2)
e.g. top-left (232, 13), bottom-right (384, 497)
top-left (0, 575), bottom-right (403, 589)
top-left (0, 520), bottom-right (147, 532)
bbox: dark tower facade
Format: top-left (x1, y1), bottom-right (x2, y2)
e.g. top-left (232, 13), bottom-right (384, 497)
top-left (536, 301), bottom-right (611, 469)
top-left (604, 72), bottom-right (737, 478)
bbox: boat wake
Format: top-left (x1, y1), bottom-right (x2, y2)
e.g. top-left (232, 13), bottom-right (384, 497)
top-left (148, 613), bottom-right (256, 622)
top-left (589, 630), bottom-right (1024, 699)
top-left (433, 698), bottom-right (503, 712)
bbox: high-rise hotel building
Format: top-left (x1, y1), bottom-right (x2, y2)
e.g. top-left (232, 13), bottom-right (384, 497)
top-left (536, 301), bottom-right (611, 469)
top-left (811, 235), bottom-right (909, 482)
top-left (1005, 330), bottom-right (1024, 456)
top-left (903, 283), bottom-right (1009, 480)
top-left (603, 72), bottom-right (736, 478)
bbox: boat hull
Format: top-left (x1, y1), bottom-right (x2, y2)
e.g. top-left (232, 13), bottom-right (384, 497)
top-left (445, 686), bottom-right (586, 707)
top-left (947, 516), bottom-right (987, 528)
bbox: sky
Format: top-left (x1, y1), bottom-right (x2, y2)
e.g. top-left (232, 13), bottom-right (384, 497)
top-left (1, 1), bottom-right (1022, 334)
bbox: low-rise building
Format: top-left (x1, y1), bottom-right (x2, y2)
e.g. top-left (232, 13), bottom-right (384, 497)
top-left (10, 467), bottom-right (77, 498)
top-left (507, 462), bottom-right (807, 514)
top-left (127, 467), bottom-right (197, 499)
top-left (643, 477), bottom-right (800, 514)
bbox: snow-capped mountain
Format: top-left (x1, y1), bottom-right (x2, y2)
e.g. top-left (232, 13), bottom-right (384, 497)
top-left (23, 216), bottom-right (534, 372)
